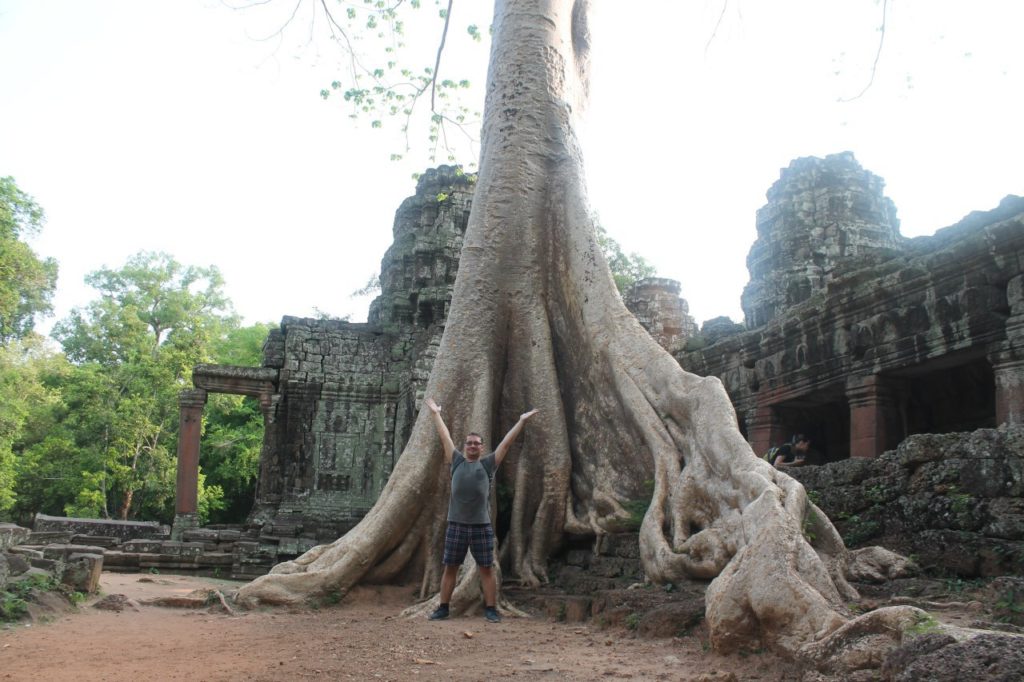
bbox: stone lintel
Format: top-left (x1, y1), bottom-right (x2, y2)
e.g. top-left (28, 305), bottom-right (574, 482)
top-left (192, 364), bottom-right (278, 398)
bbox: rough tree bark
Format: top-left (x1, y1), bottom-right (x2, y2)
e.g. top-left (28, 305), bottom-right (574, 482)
top-left (237, 0), bottom-right (918, 665)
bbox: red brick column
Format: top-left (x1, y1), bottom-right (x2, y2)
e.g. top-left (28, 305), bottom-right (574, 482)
top-left (846, 375), bottom-right (902, 459)
top-left (174, 389), bottom-right (208, 516)
top-left (745, 403), bottom-right (786, 458)
top-left (991, 350), bottom-right (1024, 426)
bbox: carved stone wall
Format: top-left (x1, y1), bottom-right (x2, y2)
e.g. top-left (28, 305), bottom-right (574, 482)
top-left (244, 166), bottom-right (473, 549)
top-left (624, 278), bottom-right (698, 355)
top-left (791, 427), bottom-right (1024, 578)
top-left (741, 152), bottom-right (903, 328)
top-left (681, 191), bottom-right (1024, 461)
top-left (178, 156), bottom-right (1023, 570)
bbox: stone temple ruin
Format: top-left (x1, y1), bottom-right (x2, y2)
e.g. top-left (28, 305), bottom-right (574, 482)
top-left (165, 154), bottom-right (1023, 576)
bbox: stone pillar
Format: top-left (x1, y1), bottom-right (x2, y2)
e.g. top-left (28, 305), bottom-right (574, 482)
top-left (746, 403), bottom-right (786, 458)
top-left (172, 389), bottom-right (207, 540)
top-left (846, 375), bottom-right (902, 459)
top-left (990, 349), bottom-right (1024, 426)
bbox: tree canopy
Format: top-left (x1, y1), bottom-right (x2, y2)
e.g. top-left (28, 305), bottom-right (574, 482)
top-left (0, 176), bottom-right (58, 344)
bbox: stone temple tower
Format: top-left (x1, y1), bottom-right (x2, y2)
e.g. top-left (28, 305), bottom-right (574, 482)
top-left (741, 152), bottom-right (903, 328)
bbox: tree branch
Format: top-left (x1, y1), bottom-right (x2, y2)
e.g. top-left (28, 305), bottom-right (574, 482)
top-left (839, 0), bottom-right (889, 102)
top-left (430, 0), bottom-right (454, 114)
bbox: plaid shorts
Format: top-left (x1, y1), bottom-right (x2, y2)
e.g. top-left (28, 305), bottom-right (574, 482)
top-left (442, 521), bottom-right (495, 567)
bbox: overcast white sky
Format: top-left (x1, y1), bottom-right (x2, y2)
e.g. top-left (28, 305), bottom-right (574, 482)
top-left (1, 1), bottom-right (1022, 333)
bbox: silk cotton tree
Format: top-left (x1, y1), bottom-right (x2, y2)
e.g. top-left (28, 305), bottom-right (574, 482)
top-left (238, 0), bottom-right (919, 664)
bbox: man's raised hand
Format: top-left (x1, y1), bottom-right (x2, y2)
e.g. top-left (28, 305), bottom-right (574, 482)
top-left (426, 398), bottom-right (442, 414)
top-left (520, 408), bottom-right (539, 422)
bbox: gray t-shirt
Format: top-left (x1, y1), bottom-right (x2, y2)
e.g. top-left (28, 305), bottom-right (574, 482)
top-left (447, 450), bottom-right (497, 524)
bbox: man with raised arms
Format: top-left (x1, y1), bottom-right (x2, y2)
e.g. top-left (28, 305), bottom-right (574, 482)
top-left (424, 397), bottom-right (538, 623)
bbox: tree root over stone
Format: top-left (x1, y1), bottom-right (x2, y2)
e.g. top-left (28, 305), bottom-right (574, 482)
top-left (236, 1), bottom-right (919, 675)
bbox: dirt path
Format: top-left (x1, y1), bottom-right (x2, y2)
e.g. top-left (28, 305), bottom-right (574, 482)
top-left (0, 573), bottom-right (800, 681)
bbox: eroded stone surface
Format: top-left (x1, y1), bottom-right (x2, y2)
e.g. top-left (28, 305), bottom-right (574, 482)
top-left (792, 427), bottom-right (1024, 577)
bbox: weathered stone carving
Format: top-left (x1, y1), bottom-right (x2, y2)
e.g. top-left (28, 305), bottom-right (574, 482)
top-left (624, 277), bottom-right (697, 355)
top-left (245, 166), bottom-right (474, 550)
top-left (741, 151), bottom-right (903, 328)
top-left (792, 426), bottom-right (1024, 577)
top-left (171, 155), bottom-right (1023, 576)
top-left (681, 153), bottom-right (1024, 462)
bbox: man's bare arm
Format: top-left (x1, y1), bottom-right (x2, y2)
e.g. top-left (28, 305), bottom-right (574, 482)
top-left (493, 408), bottom-right (539, 467)
top-left (425, 398), bottom-right (455, 464)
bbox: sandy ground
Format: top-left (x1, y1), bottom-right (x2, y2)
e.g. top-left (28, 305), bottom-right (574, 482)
top-left (0, 573), bottom-right (802, 681)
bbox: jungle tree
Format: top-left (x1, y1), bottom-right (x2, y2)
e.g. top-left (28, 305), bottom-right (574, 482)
top-left (238, 0), bottom-right (918, 666)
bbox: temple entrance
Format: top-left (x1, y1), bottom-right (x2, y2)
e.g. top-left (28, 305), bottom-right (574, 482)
top-left (899, 356), bottom-right (996, 435)
top-left (769, 388), bottom-right (850, 465)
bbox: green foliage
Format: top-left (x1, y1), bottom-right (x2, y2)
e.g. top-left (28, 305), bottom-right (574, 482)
top-left (624, 612), bottom-right (641, 630)
top-left (0, 573), bottom-right (63, 622)
top-left (200, 393), bottom-right (262, 523)
top-left (948, 489), bottom-right (972, 516)
top-left (618, 479), bottom-right (655, 532)
top-left (202, 322), bottom-right (276, 523)
top-left (802, 505), bottom-right (819, 544)
top-left (2, 252), bottom-right (264, 526)
top-left (906, 612), bottom-right (940, 636)
top-left (596, 223), bottom-right (656, 295)
top-left (942, 577), bottom-right (983, 595)
top-left (864, 483), bottom-right (890, 505)
top-left (0, 337), bottom-right (68, 518)
top-left (39, 252), bottom-right (237, 522)
top-left (0, 592), bottom-right (28, 621)
top-left (835, 511), bottom-right (880, 547)
top-left (994, 587), bottom-right (1024, 625)
top-left (262, 0), bottom-right (487, 165)
top-left (0, 177), bottom-right (58, 344)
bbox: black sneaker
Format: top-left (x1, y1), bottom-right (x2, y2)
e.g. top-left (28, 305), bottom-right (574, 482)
top-left (483, 606), bottom-right (501, 623)
top-left (428, 604), bottom-right (450, 621)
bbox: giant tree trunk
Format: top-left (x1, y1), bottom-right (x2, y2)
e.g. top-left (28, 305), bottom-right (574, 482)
top-left (237, 0), bottom-right (916, 662)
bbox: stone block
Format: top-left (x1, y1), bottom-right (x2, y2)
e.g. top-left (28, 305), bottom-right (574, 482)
top-left (71, 534), bottom-right (121, 549)
top-left (4, 552), bottom-right (31, 577)
top-left (182, 528), bottom-right (221, 543)
top-left (233, 541), bottom-right (260, 555)
top-left (0, 553), bottom-right (7, 591)
top-left (26, 531), bottom-right (74, 545)
top-left (62, 553), bottom-right (103, 594)
top-left (9, 547), bottom-right (43, 560)
top-left (600, 533), bottom-right (641, 559)
top-left (29, 556), bottom-right (59, 572)
top-left (960, 458), bottom-right (1011, 498)
top-left (0, 523), bottom-right (31, 550)
top-left (197, 552), bottom-right (234, 567)
top-left (983, 498), bottom-right (1024, 539)
top-left (159, 541), bottom-right (204, 558)
top-left (139, 555), bottom-right (200, 570)
top-left (564, 549), bottom-right (590, 568)
top-left (33, 513), bottom-right (167, 540)
top-left (123, 539), bottom-right (163, 554)
top-left (101, 551), bottom-right (140, 568)
top-left (42, 543), bottom-right (106, 560)
top-left (216, 529), bottom-right (242, 542)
